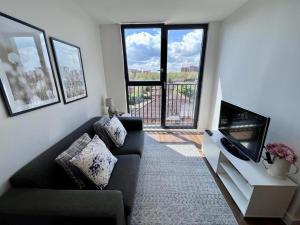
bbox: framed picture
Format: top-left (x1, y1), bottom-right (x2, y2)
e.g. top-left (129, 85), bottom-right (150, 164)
top-left (0, 12), bottom-right (60, 116)
top-left (50, 37), bottom-right (87, 104)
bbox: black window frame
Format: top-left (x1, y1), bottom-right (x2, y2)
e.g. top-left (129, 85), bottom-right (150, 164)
top-left (121, 23), bottom-right (208, 129)
top-left (121, 23), bottom-right (165, 86)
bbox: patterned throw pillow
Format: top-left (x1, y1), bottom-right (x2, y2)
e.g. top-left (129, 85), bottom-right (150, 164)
top-left (93, 118), bottom-right (115, 149)
top-left (70, 135), bottom-right (118, 190)
top-left (101, 116), bottom-right (127, 147)
top-left (55, 133), bottom-right (91, 189)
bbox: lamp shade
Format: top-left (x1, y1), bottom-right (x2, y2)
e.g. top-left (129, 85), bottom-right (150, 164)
top-left (105, 98), bottom-right (113, 108)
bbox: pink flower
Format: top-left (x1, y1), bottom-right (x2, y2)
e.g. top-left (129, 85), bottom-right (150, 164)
top-left (266, 142), bottom-right (297, 164)
top-left (286, 155), bottom-right (294, 164)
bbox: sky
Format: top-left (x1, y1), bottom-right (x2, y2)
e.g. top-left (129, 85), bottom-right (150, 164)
top-left (13, 35), bottom-right (51, 72)
top-left (125, 28), bottom-right (203, 72)
top-left (14, 37), bottom-right (41, 72)
top-left (53, 40), bottom-right (81, 71)
top-left (13, 36), bottom-right (79, 73)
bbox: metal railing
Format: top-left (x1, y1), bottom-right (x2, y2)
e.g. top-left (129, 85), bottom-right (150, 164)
top-left (128, 83), bottom-right (197, 127)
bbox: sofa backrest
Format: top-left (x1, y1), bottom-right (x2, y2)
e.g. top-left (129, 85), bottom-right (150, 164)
top-left (10, 117), bottom-right (101, 189)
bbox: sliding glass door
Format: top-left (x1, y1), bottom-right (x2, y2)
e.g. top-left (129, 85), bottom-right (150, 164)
top-left (164, 25), bottom-right (206, 128)
top-left (121, 24), bottom-right (207, 128)
top-left (121, 25), bottom-right (164, 126)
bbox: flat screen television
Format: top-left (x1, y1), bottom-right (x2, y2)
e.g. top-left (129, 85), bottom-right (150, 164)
top-left (218, 101), bottom-right (270, 162)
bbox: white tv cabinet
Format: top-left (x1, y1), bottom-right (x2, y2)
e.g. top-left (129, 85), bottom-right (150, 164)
top-left (203, 130), bottom-right (297, 218)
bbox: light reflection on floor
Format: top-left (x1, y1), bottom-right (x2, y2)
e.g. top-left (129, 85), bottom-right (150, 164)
top-left (146, 131), bottom-right (204, 157)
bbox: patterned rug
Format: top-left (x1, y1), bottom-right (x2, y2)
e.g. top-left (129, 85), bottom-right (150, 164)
top-left (129, 135), bottom-right (238, 225)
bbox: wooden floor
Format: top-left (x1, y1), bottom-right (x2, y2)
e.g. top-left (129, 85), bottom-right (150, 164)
top-left (146, 131), bottom-right (285, 225)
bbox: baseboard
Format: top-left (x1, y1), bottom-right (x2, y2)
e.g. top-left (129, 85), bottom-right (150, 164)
top-left (144, 127), bottom-right (200, 132)
top-left (283, 212), bottom-right (300, 225)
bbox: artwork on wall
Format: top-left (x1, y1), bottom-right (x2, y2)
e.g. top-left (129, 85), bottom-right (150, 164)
top-left (50, 37), bottom-right (87, 104)
top-left (0, 12), bottom-right (60, 116)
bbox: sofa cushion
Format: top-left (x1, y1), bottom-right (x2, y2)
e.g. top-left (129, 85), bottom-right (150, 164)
top-left (70, 135), bottom-right (117, 190)
top-left (93, 119), bottom-right (115, 149)
top-left (10, 117), bottom-right (100, 189)
top-left (118, 117), bottom-right (143, 131)
top-left (105, 154), bottom-right (140, 215)
top-left (55, 133), bottom-right (91, 189)
top-left (110, 131), bottom-right (144, 156)
top-left (100, 116), bottom-right (128, 147)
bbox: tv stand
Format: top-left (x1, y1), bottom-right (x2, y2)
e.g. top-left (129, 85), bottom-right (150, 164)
top-left (203, 130), bottom-right (297, 218)
top-left (220, 137), bottom-right (249, 161)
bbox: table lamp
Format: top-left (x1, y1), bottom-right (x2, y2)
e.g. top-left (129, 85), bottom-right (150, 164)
top-left (105, 98), bottom-right (114, 116)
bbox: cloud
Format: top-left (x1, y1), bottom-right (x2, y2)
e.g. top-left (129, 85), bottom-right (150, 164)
top-left (167, 29), bottom-right (203, 71)
top-left (126, 31), bottom-right (160, 49)
top-left (14, 37), bottom-right (42, 72)
top-left (125, 29), bottom-right (203, 72)
top-left (125, 31), bottom-right (161, 71)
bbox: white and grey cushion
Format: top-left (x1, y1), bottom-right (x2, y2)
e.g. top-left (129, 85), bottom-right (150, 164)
top-left (93, 118), bottom-right (115, 149)
top-left (70, 135), bottom-right (118, 189)
top-left (101, 116), bottom-right (127, 147)
top-left (55, 133), bottom-right (91, 189)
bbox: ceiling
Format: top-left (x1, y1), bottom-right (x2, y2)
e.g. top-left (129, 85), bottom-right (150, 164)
top-left (73, 0), bottom-right (248, 24)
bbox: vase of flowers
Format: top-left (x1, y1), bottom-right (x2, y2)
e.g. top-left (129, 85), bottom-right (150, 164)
top-left (266, 143), bottom-right (298, 179)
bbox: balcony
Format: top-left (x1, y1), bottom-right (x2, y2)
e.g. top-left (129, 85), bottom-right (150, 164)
top-left (128, 83), bottom-right (198, 127)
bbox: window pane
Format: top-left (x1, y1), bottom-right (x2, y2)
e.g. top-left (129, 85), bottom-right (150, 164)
top-left (167, 29), bottom-right (203, 83)
top-left (166, 29), bottom-right (203, 126)
top-left (124, 28), bottom-right (161, 81)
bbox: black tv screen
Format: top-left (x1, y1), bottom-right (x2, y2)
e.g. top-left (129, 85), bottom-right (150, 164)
top-left (218, 101), bottom-right (270, 162)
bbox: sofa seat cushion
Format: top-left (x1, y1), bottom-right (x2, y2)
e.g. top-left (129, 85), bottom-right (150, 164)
top-left (110, 131), bottom-right (144, 156)
top-left (105, 154), bottom-right (140, 215)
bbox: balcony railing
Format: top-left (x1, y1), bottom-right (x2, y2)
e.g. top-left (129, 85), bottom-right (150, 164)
top-left (128, 83), bottom-right (197, 127)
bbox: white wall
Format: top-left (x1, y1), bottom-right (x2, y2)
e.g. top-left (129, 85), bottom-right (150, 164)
top-left (99, 24), bottom-right (127, 112)
top-left (197, 22), bottom-right (221, 130)
top-left (0, 0), bottom-right (107, 194)
top-left (211, 0), bottom-right (300, 223)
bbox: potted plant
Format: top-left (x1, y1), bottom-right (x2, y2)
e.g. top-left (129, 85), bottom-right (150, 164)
top-left (266, 143), bottom-right (298, 179)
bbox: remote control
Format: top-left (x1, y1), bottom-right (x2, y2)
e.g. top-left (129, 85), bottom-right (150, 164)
top-left (205, 129), bottom-right (213, 136)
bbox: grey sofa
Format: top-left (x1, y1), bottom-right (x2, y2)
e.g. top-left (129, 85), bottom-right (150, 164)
top-left (0, 117), bottom-right (144, 225)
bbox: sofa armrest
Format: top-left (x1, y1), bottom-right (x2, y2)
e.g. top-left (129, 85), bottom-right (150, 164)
top-left (118, 117), bottom-right (143, 131)
top-left (0, 188), bottom-right (125, 225)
